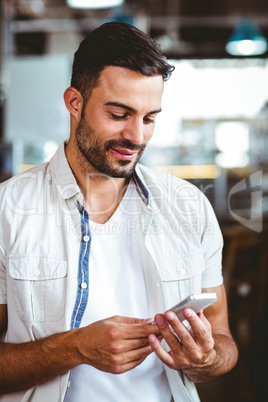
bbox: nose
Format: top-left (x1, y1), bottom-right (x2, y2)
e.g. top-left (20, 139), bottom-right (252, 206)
top-left (121, 117), bottom-right (144, 145)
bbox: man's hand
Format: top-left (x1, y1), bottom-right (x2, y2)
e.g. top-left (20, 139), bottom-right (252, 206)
top-left (0, 313), bottom-right (160, 394)
top-left (75, 315), bottom-right (161, 375)
top-left (148, 309), bottom-right (216, 371)
top-left (148, 285), bottom-right (238, 383)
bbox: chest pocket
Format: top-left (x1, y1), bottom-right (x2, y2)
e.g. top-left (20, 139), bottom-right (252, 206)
top-left (8, 255), bottom-right (67, 323)
top-left (159, 254), bottom-right (206, 309)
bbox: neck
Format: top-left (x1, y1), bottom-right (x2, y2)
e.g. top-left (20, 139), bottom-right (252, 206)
top-left (83, 176), bottom-right (130, 224)
top-left (65, 139), bottom-right (130, 223)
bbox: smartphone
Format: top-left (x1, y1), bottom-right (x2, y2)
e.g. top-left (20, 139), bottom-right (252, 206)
top-left (170, 293), bottom-right (218, 322)
top-left (151, 293), bottom-right (217, 324)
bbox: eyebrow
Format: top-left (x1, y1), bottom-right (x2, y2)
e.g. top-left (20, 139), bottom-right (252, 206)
top-left (104, 101), bottom-right (162, 115)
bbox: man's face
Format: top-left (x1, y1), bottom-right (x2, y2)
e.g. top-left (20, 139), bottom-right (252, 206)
top-left (75, 66), bottom-right (163, 178)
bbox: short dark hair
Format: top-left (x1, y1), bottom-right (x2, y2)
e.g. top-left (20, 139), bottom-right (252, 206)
top-left (71, 22), bottom-right (174, 104)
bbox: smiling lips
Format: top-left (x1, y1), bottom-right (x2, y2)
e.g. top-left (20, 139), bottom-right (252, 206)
top-left (109, 147), bottom-right (138, 160)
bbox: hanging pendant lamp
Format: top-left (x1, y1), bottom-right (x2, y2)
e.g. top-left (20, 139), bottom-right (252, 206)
top-left (226, 19), bottom-right (267, 56)
top-left (67, 0), bottom-right (124, 9)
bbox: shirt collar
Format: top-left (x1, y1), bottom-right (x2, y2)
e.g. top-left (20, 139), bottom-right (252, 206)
top-left (50, 141), bottom-right (149, 206)
top-left (50, 141), bottom-right (81, 200)
top-left (132, 170), bottom-right (149, 206)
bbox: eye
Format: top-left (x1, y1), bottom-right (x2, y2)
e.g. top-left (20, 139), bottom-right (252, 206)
top-left (143, 117), bottom-right (155, 125)
top-left (111, 113), bottom-right (128, 120)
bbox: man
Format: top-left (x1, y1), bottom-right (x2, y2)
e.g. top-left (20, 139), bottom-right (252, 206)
top-left (0, 22), bottom-right (238, 401)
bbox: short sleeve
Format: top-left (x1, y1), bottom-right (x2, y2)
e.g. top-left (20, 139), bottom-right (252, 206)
top-left (201, 196), bottom-right (224, 289)
top-left (0, 242), bottom-right (7, 304)
top-left (0, 187), bottom-right (7, 304)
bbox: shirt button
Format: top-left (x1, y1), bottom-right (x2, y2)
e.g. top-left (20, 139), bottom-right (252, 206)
top-left (76, 193), bottom-right (82, 201)
top-left (81, 282), bottom-right (87, 289)
top-left (34, 269), bottom-right (40, 277)
top-left (83, 235), bottom-right (90, 242)
top-left (180, 268), bottom-right (186, 277)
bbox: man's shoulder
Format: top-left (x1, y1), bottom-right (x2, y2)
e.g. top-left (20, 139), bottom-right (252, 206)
top-left (0, 142), bottom-right (67, 197)
top-left (0, 161), bottom-right (50, 198)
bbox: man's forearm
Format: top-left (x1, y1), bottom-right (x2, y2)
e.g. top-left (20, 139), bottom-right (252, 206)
top-left (0, 315), bottom-right (160, 395)
top-left (0, 329), bottom-right (81, 394)
top-left (182, 332), bottom-right (238, 383)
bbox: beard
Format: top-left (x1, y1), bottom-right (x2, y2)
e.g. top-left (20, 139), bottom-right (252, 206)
top-left (75, 117), bottom-right (146, 178)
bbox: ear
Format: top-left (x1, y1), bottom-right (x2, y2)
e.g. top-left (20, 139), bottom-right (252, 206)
top-left (63, 87), bottom-right (83, 120)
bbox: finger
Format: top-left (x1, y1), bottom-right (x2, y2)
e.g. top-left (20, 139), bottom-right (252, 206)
top-left (116, 356), bottom-right (147, 374)
top-left (112, 315), bottom-right (162, 330)
top-left (197, 310), bottom-right (203, 319)
top-left (198, 311), bottom-right (211, 329)
top-left (143, 318), bottom-right (154, 324)
top-left (112, 354), bottom-right (149, 374)
top-left (182, 309), bottom-right (214, 349)
top-left (110, 345), bottom-right (153, 374)
top-left (111, 315), bottom-right (147, 325)
top-left (163, 311), bottom-right (197, 352)
top-left (104, 320), bottom-right (160, 349)
top-left (110, 315), bottom-right (161, 332)
top-left (149, 320), bottom-right (197, 370)
top-left (154, 314), bottom-right (180, 343)
top-left (120, 322), bottom-right (161, 339)
top-left (153, 313), bottom-right (196, 360)
top-left (127, 344), bottom-right (153, 363)
top-left (111, 336), bottom-right (152, 354)
top-left (148, 334), bottom-right (175, 368)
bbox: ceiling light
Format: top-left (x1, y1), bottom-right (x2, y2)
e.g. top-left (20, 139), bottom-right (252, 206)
top-left (226, 19), bottom-right (267, 56)
top-left (67, 0), bottom-right (124, 9)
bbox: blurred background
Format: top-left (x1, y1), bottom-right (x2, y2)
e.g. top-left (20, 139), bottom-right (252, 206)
top-left (0, 1), bottom-right (268, 401)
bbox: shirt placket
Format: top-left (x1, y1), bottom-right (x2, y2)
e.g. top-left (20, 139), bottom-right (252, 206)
top-left (70, 201), bottom-right (91, 330)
